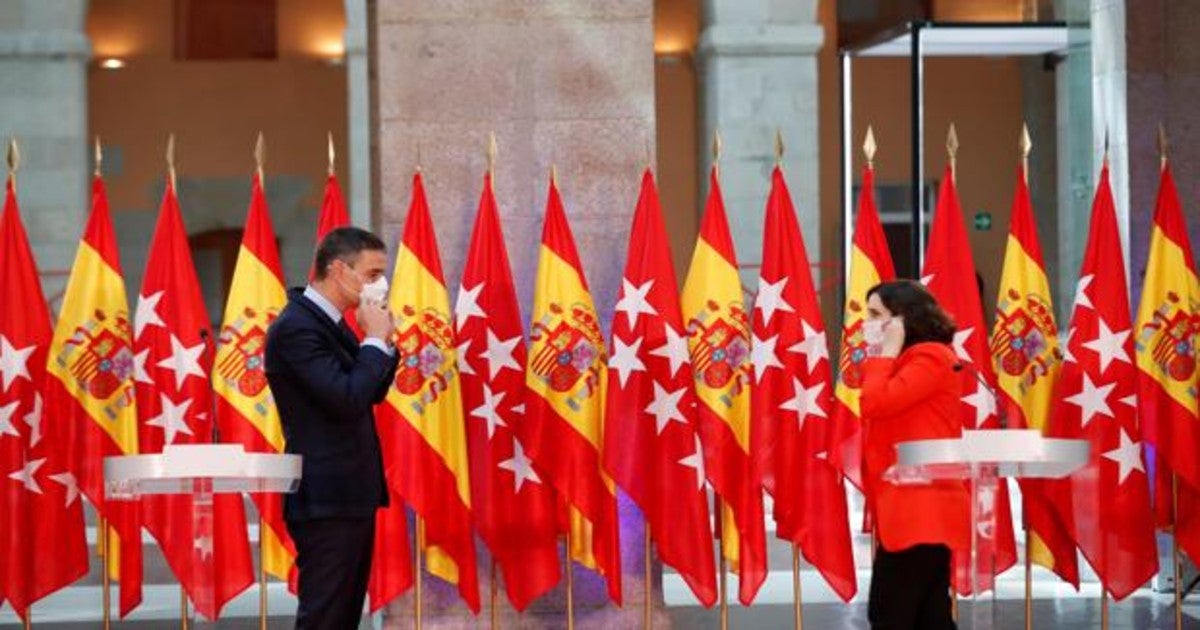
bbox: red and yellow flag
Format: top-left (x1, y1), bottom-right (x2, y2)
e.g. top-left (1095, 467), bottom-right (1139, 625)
top-left (990, 162), bottom-right (1074, 584)
top-left (0, 177), bottom-right (88, 617)
top-left (376, 172), bottom-right (479, 612)
top-left (1135, 162), bottom-right (1200, 564)
top-left (522, 175), bottom-right (622, 603)
top-left (831, 162), bottom-right (895, 491)
top-left (45, 175), bottom-right (143, 616)
top-left (681, 167), bottom-right (766, 605)
top-left (213, 172), bottom-right (295, 583)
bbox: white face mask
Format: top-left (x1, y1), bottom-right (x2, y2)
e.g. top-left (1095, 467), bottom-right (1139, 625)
top-left (862, 319), bottom-right (886, 347)
top-left (359, 275), bottom-right (389, 304)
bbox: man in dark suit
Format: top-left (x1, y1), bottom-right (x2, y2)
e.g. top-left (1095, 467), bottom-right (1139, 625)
top-left (265, 227), bottom-right (398, 629)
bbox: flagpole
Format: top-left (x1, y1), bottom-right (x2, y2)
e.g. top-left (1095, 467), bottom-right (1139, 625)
top-left (166, 132), bottom-right (191, 630)
top-left (252, 131), bottom-right (270, 630)
top-left (644, 529), bottom-right (653, 629)
top-left (1101, 587), bottom-right (1109, 630)
top-left (101, 520), bottom-right (112, 630)
top-left (490, 559), bottom-right (499, 630)
top-left (1159, 124), bottom-right (1183, 630)
top-left (1019, 122), bottom-right (1035, 630)
top-left (945, 124), bottom-right (961, 624)
top-left (565, 524), bottom-right (575, 630)
top-left (716, 497), bottom-right (728, 630)
top-left (415, 517), bottom-right (424, 630)
top-left (710, 130), bottom-right (729, 630)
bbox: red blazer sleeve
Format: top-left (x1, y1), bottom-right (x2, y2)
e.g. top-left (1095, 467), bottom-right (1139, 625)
top-left (859, 345), bottom-right (955, 420)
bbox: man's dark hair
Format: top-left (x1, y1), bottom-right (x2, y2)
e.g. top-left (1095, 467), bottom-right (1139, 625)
top-left (313, 226), bottom-right (386, 280)
top-left (866, 279), bottom-right (957, 350)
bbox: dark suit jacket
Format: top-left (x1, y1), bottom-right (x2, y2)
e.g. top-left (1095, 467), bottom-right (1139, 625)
top-left (265, 288), bottom-right (398, 522)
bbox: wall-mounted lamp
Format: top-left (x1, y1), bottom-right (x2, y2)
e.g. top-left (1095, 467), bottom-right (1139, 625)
top-left (99, 58), bottom-right (126, 69)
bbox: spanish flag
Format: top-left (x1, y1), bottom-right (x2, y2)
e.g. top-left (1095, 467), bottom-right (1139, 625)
top-left (681, 167), bottom-right (766, 605)
top-left (44, 175), bottom-right (143, 615)
top-left (522, 174), bottom-right (622, 603)
top-left (213, 172), bottom-right (295, 582)
top-left (990, 162), bottom-right (1074, 584)
top-left (1136, 161), bottom-right (1200, 564)
top-left (830, 161), bottom-right (895, 491)
top-left (376, 172), bottom-right (479, 612)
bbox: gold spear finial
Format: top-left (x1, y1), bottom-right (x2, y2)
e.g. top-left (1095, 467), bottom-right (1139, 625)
top-left (947, 123), bottom-right (959, 180)
top-left (166, 133), bottom-right (177, 189)
top-left (1020, 123), bottom-right (1032, 179)
top-left (487, 131), bottom-right (497, 176)
top-left (863, 126), bottom-right (877, 168)
top-left (712, 129), bottom-right (722, 163)
top-left (1103, 128), bottom-right (1110, 167)
top-left (94, 136), bottom-right (103, 178)
top-left (1158, 123), bottom-right (1168, 171)
top-left (415, 141), bottom-right (423, 173)
top-left (7, 138), bottom-right (18, 188)
top-left (254, 132), bottom-right (266, 184)
top-left (550, 163), bottom-right (558, 187)
top-left (644, 135), bottom-right (653, 172)
top-left (774, 128), bottom-right (784, 167)
top-left (327, 131), bottom-right (336, 176)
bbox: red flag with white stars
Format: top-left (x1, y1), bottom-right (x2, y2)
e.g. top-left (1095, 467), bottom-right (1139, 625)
top-left (459, 171), bottom-right (560, 611)
top-left (603, 169), bottom-right (716, 606)
top-left (0, 177), bottom-right (88, 618)
top-left (133, 178), bottom-right (254, 619)
top-left (1045, 164), bottom-right (1157, 600)
top-left (750, 166), bottom-right (856, 601)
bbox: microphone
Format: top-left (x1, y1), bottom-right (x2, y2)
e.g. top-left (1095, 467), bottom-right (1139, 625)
top-left (954, 361), bottom-right (1008, 429)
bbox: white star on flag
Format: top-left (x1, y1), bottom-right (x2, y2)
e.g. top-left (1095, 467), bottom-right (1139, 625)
top-left (1119, 393), bottom-right (1137, 408)
top-left (754, 277), bottom-right (795, 326)
top-left (614, 278), bottom-right (657, 329)
top-left (645, 382), bottom-right (687, 435)
top-left (961, 382), bottom-right (997, 428)
top-left (156, 334), bottom-right (206, 390)
top-left (24, 392), bottom-right (42, 448)
top-left (1081, 317), bottom-right (1132, 374)
top-left (49, 471), bottom-right (80, 507)
top-left (787, 320), bottom-right (829, 373)
top-left (454, 282), bottom-right (485, 328)
top-left (1073, 274), bottom-right (1094, 311)
top-left (455, 339), bottom-right (476, 376)
top-left (8, 457), bottom-right (45, 494)
top-left (511, 403), bottom-right (525, 416)
top-left (678, 434), bottom-right (706, 490)
top-left (0, 399), bottom-right (20, 438)
top-left (779, 378), bottom-right (827, 432)
top-left (194, 534), bottom-right (214, 560)
top-left (1061, 327), bottom-right (1076, 364)
top-left (1103, 426), bottom-right (1146, 485)
top-left (132, 348), bottom-right (153, 384)
top-left (471, 384), bottom-right (509, 440)
top-left (950, 328), bottom-right (977, 364)
top-left (1063, 373), bottom-right (1116, 428)
top-left (498, 438), bottom-right (541, 493)
top-left (649, 324), bottom-right (690, 378)
top-left (146, 393), bottom-right (195, 444)
top-left (608, 336), bottom-right (647, 388)
top-left (750, 333), bottom-right (784, 382)
top-left (480, 328), bottom-right (521, 380)
top-left (920, 274), bottom-right (935, 287)
top-left (134, 291), bottom-right (166, 339)
top-left (0, 335), bottom-right (35, 391)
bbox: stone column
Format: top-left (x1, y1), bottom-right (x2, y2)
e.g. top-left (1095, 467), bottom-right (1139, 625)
top-left (697, 0), bottom-right (825, 288)
top-left (373, 1), bottom-right (658, 627)
top-left (344, 0), bottom-right (373, 227)
top-left (0, 0), bottom-right (90, 305)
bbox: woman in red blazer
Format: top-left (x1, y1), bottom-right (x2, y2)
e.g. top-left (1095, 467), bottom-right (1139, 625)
top-left (860, 280), bottom-right (970, 630)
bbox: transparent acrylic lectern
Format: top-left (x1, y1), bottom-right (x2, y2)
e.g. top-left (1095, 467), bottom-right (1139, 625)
top-left (887, 429), bottom-right (1089, 629)
top-left (104, 443), bottom-right (301, 625)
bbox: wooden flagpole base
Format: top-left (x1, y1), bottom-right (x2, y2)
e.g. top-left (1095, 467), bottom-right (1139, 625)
top-left (792, 544), bottom-right (803, 630)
